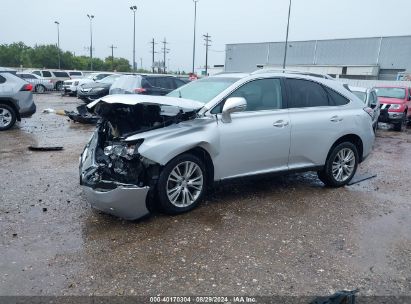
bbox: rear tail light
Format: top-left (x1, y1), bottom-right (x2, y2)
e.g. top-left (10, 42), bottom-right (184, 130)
top-left (134, 88), bottom-right (147, 94)
top-left (20, 84), bottom-right (33, 92)
top-left (363, 107), bottom-right (373, 118)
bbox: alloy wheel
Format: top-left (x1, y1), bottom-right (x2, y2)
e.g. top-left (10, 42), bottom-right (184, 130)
top-left (0, 108), bottom-right (12, 128)
top-left (332, 148), bottom-right (356, 182)
top-left (166, 161), bottom-right (204, 208)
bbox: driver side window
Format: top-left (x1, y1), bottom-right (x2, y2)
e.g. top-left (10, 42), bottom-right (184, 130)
top-left (211, 78), bottom-right (283, 114)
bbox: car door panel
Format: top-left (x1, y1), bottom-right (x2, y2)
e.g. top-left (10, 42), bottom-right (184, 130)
top-left (214, 110), bottom-right (291, 180)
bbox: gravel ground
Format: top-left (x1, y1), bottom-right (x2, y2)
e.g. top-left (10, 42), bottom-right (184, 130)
top-left (0, 93), bottom-right (410, 297)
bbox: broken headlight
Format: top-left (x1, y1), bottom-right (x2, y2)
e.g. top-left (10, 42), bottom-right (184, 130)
top-left (103, 140), bottom-right (144, 159)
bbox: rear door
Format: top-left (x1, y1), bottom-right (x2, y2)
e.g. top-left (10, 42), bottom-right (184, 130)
top-left (285, 78), bottom-right (351, 169)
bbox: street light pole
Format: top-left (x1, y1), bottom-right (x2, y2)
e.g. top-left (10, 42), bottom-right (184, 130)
top-left (282, 0), bottom-right (292, 70)
top-left (87, 14), bottom-right (95, 70)
top-left (54, 21), bottom-right (61, 69)
top-left (192, 0), bottom-right (199, 74)
top-left (130, 6), bottom-right (138, 72)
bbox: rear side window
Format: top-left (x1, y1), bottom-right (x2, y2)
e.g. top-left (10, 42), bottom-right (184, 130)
top-left (324, 87), bottom-right (350, 106)
top-left (0, 75), bottom-right (6, 84)
top-left (286, 79), bottom-right (329, 108)
top-left (95, 74), bottom-right (110, 80)
top-left (53, 71), bottom-right (69, 77)
top-left (42, 71), bottom-right (52, 77)
top-left (69, 72), bottom-right (82, 76)
top-left (20, 74), bottom-right (36, 79)
top-left (32, 71), bottom-right (41, 76)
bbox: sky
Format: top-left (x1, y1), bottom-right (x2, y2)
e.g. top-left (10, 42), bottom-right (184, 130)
top-left (1, 0), bottom-right (411, 72)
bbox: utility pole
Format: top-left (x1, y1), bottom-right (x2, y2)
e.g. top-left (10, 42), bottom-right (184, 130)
top-left (192, 0), bottom-right (199, 74)
top-left (140, 58), bottom-right (143, 71)
top-left (109, 45), bottom-right (117, 71)
top-left (203, 33), bottom-right (211, 76)
top-left (87, 14), bottom-right (95, 70)
top-left (130, 6), bottom-right (138, 72)
top-left (161, 38), bottom-right (170, 74)
top-left (54, 21), bottom-right (61, 69)
top-left (150, 38), bottom-right (157, 73)
top-left (282, 0), bottom-right (292, 70)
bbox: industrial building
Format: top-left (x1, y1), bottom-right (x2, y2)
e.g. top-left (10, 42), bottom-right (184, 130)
top-left (225, 35), bottom-right (411, 80)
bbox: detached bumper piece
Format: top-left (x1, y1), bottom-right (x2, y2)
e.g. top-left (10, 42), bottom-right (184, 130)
top-left (80, 132), bottom-right (151, 221)
top-left (66, 105), bottom-right (100, 125)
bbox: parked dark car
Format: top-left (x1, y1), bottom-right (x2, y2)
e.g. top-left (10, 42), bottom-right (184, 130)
top-left (78, 74), bottom-right (121, 103)
top-left (109, 74), bottom-right (187, 96)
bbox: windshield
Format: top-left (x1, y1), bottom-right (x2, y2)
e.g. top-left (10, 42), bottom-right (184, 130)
top-left (351, 91), bottom-right (367, 103)
top-left (375, 87), bottom-right (406, 99)
top-left (167, 77), bottom-right (239, 103)
top-left (99, 75), bottom-right (120, 84)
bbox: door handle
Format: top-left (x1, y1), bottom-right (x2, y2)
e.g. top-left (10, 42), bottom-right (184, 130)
top-left (273, 120), bottom-right (289, 128)
top-left (330, 116), bottom-right (343, 122)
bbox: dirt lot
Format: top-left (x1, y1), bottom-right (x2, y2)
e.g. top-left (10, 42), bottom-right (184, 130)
top-left (0, 93), bottom-right (410, 297)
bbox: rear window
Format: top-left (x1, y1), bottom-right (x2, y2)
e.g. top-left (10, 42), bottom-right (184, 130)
top-left (111, 75), bottom-right (142, 91)
top-left (53, 71), bottom-right (69, 78)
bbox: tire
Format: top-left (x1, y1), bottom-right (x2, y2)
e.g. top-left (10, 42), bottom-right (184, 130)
top-left (317, 142), bottom-right (359, 188)
top-left (35, 85), bottom-right (46, 94)
top-left (394, 112), bottom-right (407, 131)
top-left (55, 82), bottom-right (63, 91)
top-left (157, 153), bottom-right (207, 215)
top-left (0, 104), bottom-right (17, 131)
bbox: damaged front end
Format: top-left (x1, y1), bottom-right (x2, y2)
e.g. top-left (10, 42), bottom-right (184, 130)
top-left (79, 96), bottom-right (200, 220)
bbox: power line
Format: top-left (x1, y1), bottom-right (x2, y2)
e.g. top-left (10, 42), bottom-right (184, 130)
top-left (150, 38), bottom-right (159, 73)
top-left (161, 38), bottom-right (170, 74)
top-left (203, 33), bottom-right (212, 76)
top-left (109, 44), bottom-right (117, 71)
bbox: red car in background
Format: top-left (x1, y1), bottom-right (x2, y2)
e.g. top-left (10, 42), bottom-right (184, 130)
top-left (374, 86), bottom-right (411, 131)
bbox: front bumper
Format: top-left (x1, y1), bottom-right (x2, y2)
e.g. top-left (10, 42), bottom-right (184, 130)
top-left (63, 85), bottom-right (78, 94)
top-left (79, 132), bottom-right (151, 220)
top-left (379, 111), bottom-right (405, 123)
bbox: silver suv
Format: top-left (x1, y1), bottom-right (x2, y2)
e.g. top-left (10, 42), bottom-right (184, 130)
top-left (80, 71), bottom-right (375, 220)
top-left (0, 71), bottom-right (36, 131)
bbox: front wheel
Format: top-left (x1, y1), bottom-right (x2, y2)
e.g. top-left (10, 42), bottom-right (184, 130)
top-left (55, 82), bottom-right (63, 91)
top-left (318, 142), bottom-right (359, 187)
top-left (157, 154), bottom-right (206, 215)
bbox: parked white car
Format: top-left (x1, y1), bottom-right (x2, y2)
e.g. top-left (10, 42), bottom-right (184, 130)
top-left (17, 73), bottom-right (54, 93)
top-left (63, 72), bottom-right (115, 96)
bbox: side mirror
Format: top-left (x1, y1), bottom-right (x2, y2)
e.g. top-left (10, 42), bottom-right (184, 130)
top-left (222, 97), bottom-right (247, 123)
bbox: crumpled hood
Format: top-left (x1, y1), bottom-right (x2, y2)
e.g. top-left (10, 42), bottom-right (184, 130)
top-left (87, 94), bottom-right (204, 111)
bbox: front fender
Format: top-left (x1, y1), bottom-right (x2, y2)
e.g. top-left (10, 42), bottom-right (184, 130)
top-left (136, 118), bottom-right (220, 166)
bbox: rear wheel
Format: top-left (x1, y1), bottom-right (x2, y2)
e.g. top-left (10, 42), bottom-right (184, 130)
top-left (35, 84), bottom-right (46, 94)
top-left (0, 104), bottom-right (17, 131)
top-left (55, 82), bottom-right (63, 91)
top-left (318, 142), bottom-right (359, 187)
top-left (157, 154), bottom-right (206, 215)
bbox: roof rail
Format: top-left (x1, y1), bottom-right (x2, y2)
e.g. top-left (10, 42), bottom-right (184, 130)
top-left (251, 68), bottom-right (334, 80)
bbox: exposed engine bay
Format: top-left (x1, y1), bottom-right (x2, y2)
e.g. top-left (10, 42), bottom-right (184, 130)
top-left (82, 102), bottom-right (198, 190)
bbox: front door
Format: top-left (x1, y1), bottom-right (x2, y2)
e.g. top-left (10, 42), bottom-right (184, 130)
top-left (213, 78), bottom-right (291, 180)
